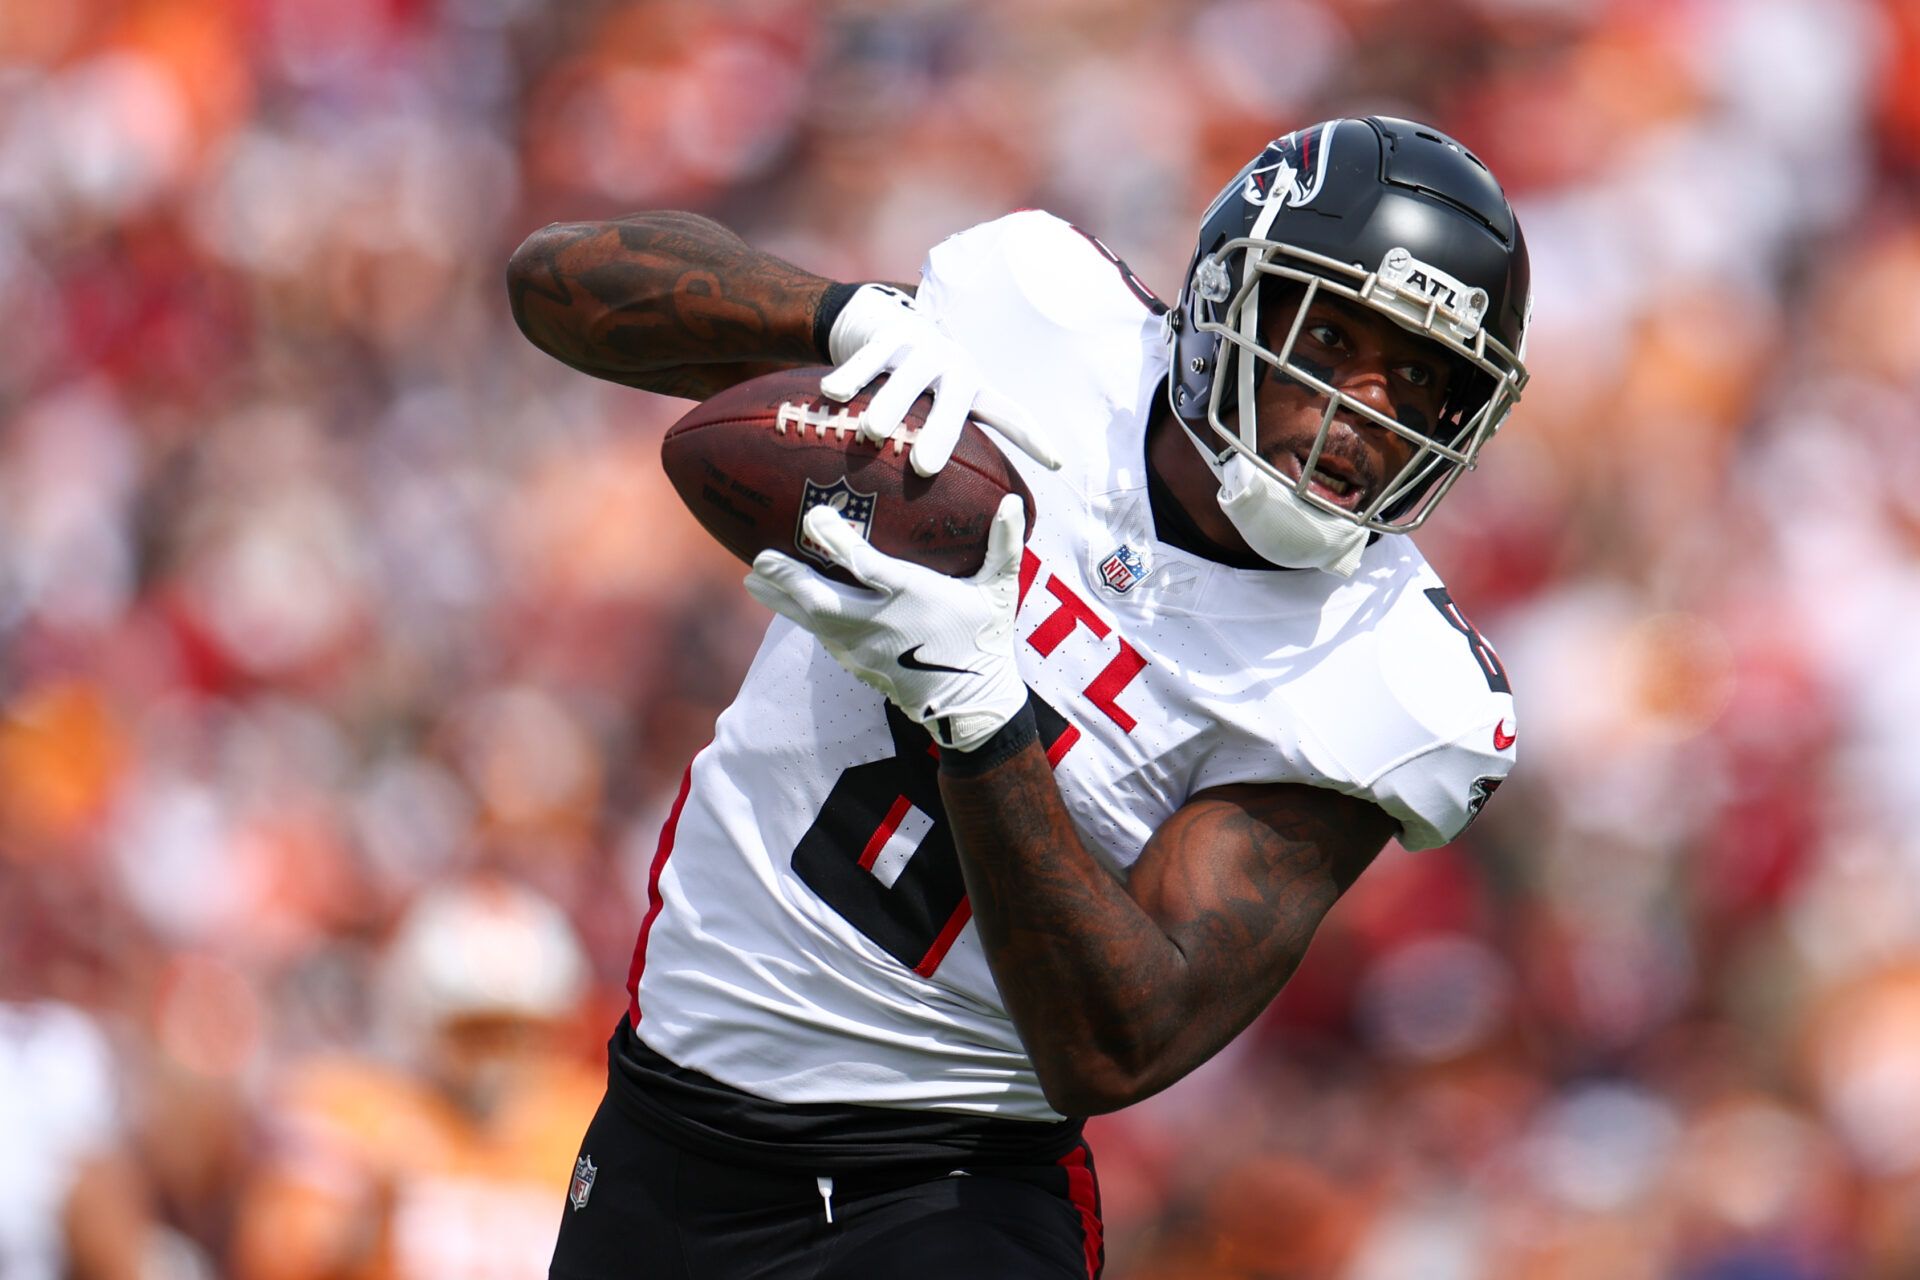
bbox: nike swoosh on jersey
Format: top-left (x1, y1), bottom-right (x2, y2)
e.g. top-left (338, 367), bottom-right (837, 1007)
top-left (1493, 719), bottom-right (1516, 750)
top-left (898, 645), bottom-right (975, 675)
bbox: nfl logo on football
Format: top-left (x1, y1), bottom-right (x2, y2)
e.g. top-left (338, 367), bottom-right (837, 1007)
top-left (797, 476), bottom-right (877, 562)
top-left (1098, 544), bottom-right (1150, 594)
top-left (569, 1155), bottom-right (597, 1211)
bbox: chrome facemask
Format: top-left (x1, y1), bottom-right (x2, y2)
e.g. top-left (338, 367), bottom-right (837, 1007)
top-left (1171, 220), bottom-right (1530, 548)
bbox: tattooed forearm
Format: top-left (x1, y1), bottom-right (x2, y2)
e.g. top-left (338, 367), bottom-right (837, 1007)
top-left (506, 211), bottom-right (830, 398)
top-left (938, 743), bottom-right (1391, 1115)
top-left (505, 221), bottom-right (596, 312)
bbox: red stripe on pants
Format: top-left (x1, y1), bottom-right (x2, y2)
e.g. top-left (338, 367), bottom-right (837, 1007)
top-left (1058, 1142), bottom-right (1104, 1279)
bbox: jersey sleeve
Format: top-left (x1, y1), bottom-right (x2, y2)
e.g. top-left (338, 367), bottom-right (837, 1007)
top-left (912, 211), bottom-right (1166, 459)
top-left (1191, 562), bottom-right (1517, 852)
top-left (1364, 720), bottom-right (1513, 850)
top-left (1319, 578), bottom-right (1516, 850)
top-left (1198, 698), bottom-right (1514, 852)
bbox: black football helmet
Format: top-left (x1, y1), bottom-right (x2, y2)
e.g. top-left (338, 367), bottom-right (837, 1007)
top-left (1168, 116), bottom-right (1531, 531)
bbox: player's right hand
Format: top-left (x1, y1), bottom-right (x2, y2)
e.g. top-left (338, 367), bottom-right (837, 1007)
top-left (743, 494), bottom-right (1028, 754)
top-left (821, 284), bottom-right (1061, 478)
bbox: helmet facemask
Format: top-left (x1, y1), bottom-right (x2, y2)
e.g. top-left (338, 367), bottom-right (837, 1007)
top-left (1175, 228), bottom-right (1529, 537)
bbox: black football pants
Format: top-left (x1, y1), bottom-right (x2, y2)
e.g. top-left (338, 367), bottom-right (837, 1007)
top-left (549, 1089), bottom-right (1103, 1280)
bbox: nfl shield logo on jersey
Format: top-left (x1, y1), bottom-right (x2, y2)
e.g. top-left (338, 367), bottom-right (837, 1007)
top-left (797, 477), bottom-right (877, 564)
top-left (1098, 544), bottom-right (1151, 594)
top-left (569, 1155), bottom-right (597, 1211)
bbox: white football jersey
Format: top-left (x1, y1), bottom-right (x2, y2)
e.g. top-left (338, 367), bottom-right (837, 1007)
top-left (628, 212), bottom-right (1516, 1121)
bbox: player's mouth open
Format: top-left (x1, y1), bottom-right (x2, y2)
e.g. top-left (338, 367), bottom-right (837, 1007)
top-left (1279, 451), bottom-right (1366, 510)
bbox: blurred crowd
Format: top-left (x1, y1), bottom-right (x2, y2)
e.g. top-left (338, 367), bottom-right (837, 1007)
top-left (6, 0), bottom-right (1920, 1276)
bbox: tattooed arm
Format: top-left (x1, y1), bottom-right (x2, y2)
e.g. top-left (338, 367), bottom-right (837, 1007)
top-left (506, 212), bottom-right (857, 400)
top-left (939, 747), bottom-right (1393, 1116)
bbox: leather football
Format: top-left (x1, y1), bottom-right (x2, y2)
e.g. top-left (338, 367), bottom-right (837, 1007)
top-left (660, 367), bottom-right (1035, 586)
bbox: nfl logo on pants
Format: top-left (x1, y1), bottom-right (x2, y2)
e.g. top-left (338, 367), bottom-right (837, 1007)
top-left (569, 1155), bottom-right (597, 1211)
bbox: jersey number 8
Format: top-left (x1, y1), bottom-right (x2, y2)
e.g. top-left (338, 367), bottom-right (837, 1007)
top-left (790, 693), bottom-right (1079, 978)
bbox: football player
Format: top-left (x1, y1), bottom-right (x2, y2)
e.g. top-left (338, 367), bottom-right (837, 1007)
top-left (229, 879), bottom-right (603, 1280)
top-left (509, 116), bottom-right (1529, 1279)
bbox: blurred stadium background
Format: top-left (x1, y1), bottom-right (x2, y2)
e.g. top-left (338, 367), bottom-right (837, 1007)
top-left (6, 0), bottom-right (1920, 1275)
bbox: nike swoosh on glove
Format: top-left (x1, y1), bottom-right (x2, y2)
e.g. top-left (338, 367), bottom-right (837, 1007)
top-left (821, 284), bottom-right (1061, 478)
top-left (743, 494), bottom-right (1029, 753)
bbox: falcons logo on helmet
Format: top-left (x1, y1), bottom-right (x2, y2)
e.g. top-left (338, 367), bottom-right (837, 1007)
top-left (1239, 121), bottom-right (1338, 209)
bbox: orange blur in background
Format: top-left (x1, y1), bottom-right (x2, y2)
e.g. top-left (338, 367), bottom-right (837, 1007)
top-left (7, 1), bottom-right (1920, 1277)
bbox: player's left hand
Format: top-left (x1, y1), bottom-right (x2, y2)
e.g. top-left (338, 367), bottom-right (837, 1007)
top-left (743, 495), bottom-right (1028, 753)
top-left (821, 284), bottom-right (1061, 478)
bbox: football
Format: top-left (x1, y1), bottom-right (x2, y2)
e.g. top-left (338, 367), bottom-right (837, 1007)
top-left (660, 366), bottom-right (1035, 586)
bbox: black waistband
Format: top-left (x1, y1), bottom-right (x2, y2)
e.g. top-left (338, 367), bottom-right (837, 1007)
top-left (605, 1017), bottom-right (1084, 1174)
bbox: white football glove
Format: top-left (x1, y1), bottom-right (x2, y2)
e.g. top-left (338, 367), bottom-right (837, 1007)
top-left (822, 284), bottom-right (1061, 478)
top-left (743, 495), bottom-right (1028, 753)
